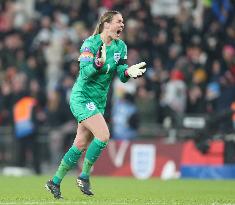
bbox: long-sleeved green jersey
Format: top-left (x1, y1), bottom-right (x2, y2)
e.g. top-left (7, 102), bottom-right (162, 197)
top-left (70, 34), bottom-right (129, 122)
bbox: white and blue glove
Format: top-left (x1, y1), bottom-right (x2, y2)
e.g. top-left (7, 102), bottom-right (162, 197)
top-left (125, 62), bottom-right (146, 78)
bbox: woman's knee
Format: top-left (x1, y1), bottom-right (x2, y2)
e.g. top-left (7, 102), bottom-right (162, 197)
top-left (73, 137), bottom-right (88, 150)
top-left (73, 125), bottom-right (92, 150)
top-left (96, 128), bottom-right (110, 142)
top-left (81, 114), bottom-right (110, 142)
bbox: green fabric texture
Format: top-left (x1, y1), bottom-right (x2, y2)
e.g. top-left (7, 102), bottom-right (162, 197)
top-left (52, 175), bottom-right (64, 185)
top-left (85, 137), bottom-right (108, 163)
top-left (52, 145), bottom-right (82, 185)
top-left (80, 138), bottom-right (108, 179)
top-left (80, 159), bottom-right (93, 179)
top-left (70, 34), bottom-right (129, 122)
top-left (63, 145), bottom-right (82, 167)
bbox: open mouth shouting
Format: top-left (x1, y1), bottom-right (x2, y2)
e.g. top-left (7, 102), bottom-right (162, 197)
top-left (116, 28), bottom-right (123, 38)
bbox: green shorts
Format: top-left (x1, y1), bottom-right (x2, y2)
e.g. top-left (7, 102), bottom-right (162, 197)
top-left (70, 92), bottom-right (105, 122)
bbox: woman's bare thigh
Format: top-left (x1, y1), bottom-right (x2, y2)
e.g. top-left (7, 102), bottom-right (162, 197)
top-left (81, 113), bottom-right (110, 142)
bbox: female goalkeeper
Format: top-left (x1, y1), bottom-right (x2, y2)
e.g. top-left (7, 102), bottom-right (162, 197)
top-left (45, 10), bottom-right (146, 199)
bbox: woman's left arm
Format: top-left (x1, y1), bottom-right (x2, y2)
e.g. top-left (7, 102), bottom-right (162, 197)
top-left (116, 43), bottom-right (129, 83)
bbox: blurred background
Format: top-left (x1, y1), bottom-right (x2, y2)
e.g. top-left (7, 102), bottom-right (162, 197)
top-left (0, 0), bottom-right (235, 179)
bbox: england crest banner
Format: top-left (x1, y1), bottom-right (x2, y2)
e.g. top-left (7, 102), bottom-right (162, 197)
top-left (130, 144), bottom-right (156, 179)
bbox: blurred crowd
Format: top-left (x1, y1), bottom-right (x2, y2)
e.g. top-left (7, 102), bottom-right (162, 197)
top-left (0, 0), bottom-right (235, 142)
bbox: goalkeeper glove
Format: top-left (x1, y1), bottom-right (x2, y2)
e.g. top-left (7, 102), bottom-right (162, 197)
top-left (94, 43), bottom-right (106, 69)
top-left (125, 62), bottom-right (147, 78)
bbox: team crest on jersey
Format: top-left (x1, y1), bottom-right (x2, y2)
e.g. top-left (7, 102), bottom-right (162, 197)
top-left (114, 53), bottom-right (121, 63)
top-left (86, 102), bottom-right (96, 111)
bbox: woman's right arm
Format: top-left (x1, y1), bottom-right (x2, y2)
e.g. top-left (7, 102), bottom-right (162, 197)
top-left (78, 39), bottom-right (99, 78)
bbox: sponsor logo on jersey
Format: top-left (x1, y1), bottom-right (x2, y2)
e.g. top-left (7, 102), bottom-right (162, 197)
top-left (114, 53), bottom-right (121, 63)
top-left (86, 102), bottom-right (96, 111)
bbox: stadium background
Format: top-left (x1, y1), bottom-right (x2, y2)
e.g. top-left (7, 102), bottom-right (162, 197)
top-left (0, 0), bottom-right (235, 180)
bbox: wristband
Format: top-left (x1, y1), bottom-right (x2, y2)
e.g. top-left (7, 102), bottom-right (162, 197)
top-left (124, 69), bottom-right (129, 77)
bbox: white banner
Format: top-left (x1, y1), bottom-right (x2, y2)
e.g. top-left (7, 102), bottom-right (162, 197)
top-left (130, 144), bottom-right (156, 179)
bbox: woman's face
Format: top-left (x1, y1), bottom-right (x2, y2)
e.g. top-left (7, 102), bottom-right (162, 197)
top-left (107, 14), bottom-right (124, 40)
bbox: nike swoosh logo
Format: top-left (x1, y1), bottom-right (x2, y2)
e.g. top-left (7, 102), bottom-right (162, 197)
top-left (68, 158), bottom-right (75, 163)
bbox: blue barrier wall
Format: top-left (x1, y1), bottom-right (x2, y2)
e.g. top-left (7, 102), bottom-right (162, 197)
top-left (181, 165), bottom-right (235, 179)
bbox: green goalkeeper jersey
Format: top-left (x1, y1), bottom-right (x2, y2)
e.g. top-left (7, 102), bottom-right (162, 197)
top-left (70, 34), bottom-right (129, 122)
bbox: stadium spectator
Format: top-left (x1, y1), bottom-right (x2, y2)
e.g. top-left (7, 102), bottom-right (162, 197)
top-left (47, 88), bottom-right (75, 166)
top-left (11, 73), bottom-right (41, 174)
top-left (111, 93), bottom-right (139, 140)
